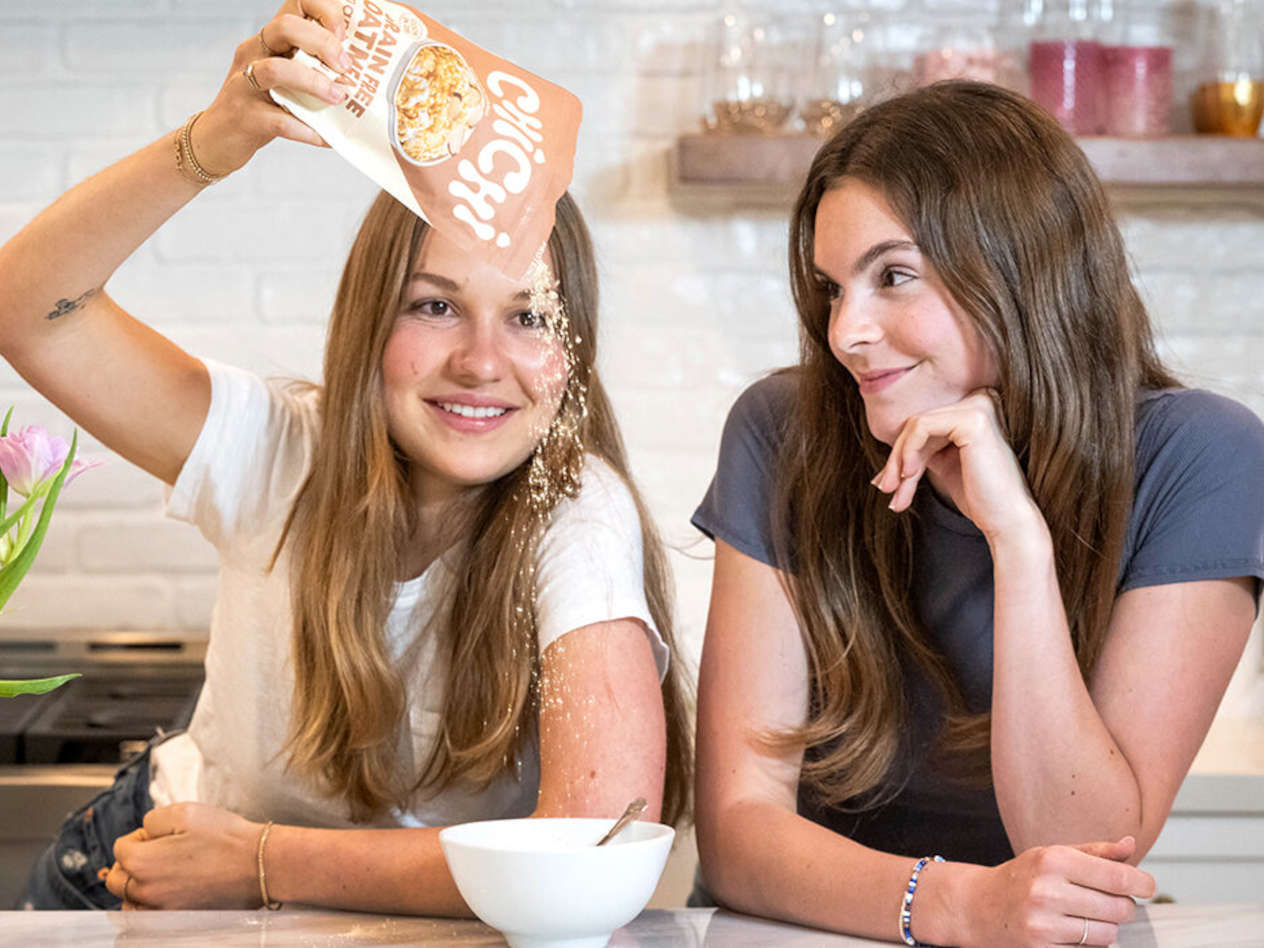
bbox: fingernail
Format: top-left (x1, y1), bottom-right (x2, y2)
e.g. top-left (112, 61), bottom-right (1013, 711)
top-left (340, 51), bottom-right (353, 71)
top-left (870, 472), bottom-right (883, 488)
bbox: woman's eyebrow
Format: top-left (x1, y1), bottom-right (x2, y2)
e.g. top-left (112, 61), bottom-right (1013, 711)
top-left (851, 239), bottom-right (918, 276)
top-left (408, 271), bottom-right (532, 303)
top-left (813, 239), bottom-right (919, 284)
top-left (407, 271), bottom-right (462, 292)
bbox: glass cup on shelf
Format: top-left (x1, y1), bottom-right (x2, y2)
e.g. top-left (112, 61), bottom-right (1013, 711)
top-left (800, 11), bottom-right (873, 136)
top-left (1027, 0), bottom-right (1109, 134)
top-left (1191, 0), bottom-right (1264, 136)
top-left (703, 11), bottom-right (797, 134)
top-left (912, 22), bottom-right (1022, 90)
top-left (1100, 2), bottom-right (1174, 137)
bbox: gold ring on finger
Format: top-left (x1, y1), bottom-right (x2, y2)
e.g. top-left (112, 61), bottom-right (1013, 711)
top-left (123, 873), bottom-right (134, 904)
top-left (243, 61), bottom-right (264, 94)
top-left (258, 27), bottom-right (280, 57)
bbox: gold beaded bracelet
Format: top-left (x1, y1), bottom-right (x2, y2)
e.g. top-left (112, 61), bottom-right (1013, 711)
top-left (256, 820), bottom-right (283, 911)
top-left (174, 110), bottom-right (228, 186)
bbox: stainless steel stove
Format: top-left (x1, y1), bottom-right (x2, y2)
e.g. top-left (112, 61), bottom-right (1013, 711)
top-left (0, 631), bottom-right (205, 907)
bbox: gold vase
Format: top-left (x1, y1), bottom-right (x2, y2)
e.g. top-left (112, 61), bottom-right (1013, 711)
top-left (1192, 79), bottom-right (1264, 136)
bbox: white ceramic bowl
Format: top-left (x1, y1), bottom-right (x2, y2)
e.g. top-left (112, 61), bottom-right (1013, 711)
top-left (439, 816), bottom-right (675, 948)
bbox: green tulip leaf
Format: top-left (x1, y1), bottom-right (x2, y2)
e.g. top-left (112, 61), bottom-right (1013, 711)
top-left (0, 673), bottom-right (80, 698)
top-left (0, 490), bottom-right (43, 545)
top-left (0, 430), bottom-right (76, 613)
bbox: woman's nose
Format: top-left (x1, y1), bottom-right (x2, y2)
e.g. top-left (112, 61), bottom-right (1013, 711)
top-left (828, 293), bottom-right (882, 356)
top-left (449, 318), bottom-right (505, 382)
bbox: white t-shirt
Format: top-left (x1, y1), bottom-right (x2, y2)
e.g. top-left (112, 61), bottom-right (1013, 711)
top-left (149, 359), bottom-right (667, 829)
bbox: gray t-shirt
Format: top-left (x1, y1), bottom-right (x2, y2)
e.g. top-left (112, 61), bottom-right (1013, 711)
top-left (693, 372), bottom-right (1264, 865)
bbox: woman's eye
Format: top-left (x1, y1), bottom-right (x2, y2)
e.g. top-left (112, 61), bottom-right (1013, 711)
top-left (408, 299), bottom-right (451, 317)
top-left (881, 267), bottom-right (914, 288)
top-left (515, 310), bottom-right (543, 330)
top-left (819, 279), bottom-right (841, 300)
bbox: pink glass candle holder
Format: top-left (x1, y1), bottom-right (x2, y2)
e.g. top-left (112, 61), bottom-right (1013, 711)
top-left (1103, 45), bottom-right (1173, 136)
top-left (1030, 39), bottom-right (1106, 135)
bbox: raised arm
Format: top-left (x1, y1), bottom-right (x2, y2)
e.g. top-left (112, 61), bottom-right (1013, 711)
top-left (696, 539), bottom-right (1154, 947)
top-left (106, 618), bottom-right (668, 914)
top-left (0, 0), bottom-right (350, 485)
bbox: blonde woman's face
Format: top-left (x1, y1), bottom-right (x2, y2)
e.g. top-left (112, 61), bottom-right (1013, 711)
top-left (382, 229), bottom-right (567, 508)
top-left (814, 179), bottom-right (998, 446)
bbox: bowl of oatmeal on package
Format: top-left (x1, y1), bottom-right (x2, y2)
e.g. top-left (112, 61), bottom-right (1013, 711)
top-left (390, 40), bottom-right (486, 165)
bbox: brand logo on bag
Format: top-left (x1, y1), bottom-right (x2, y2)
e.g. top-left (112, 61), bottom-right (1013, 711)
top-left (448, 71), bottom-right (547, 250)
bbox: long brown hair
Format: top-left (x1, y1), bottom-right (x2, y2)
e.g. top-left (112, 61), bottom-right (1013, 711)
top-left (779, 81), bottom-right (1178, 806)
top-left (275, 191), bottom-right (692, 824)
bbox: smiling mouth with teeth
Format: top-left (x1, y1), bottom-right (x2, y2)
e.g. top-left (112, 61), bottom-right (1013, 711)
top-left (437, 402), bottom-right (510, 419)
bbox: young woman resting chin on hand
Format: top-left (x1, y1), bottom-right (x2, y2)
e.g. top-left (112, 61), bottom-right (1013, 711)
top-left (691, 81), bottom-right (1262, 948)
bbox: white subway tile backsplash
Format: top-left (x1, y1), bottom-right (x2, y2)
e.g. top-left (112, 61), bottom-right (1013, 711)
top-left (0, 576), bottom-right (173, 629)
top-left (108, 263), bottom-right (256, 325)
top-left (2, 23), bottom-right (57, 77)
top-left (57, 460), bottom-right (165, 512)
top-left (0, 147), bottom-right (61, 203)
top-left (78, 518), bottom-right (218, 573)
top-left (0, 82), bottom-right (158, 139)
top-left (257, 269), bottom-right (343, 325)
top-left (62, 20), bottom-right (246, 74)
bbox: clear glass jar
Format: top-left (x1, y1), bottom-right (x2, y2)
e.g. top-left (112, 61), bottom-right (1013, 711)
top-left (800, 11), bottom-right (874, 136)
top-left (1100, 1), bottom-right (1174, 136)
top-left (1191, 0), bottom-right (1264, 136)
top-left (1027, 0), bottom-right (1109, 134)
top-left (913, 22), bottom-right (1023, 90)
top-left (703, 10), bottom-right (797, 134)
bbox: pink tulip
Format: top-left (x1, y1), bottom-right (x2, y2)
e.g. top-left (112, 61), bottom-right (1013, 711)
top-left (0, 426), bottom-right (102, 497)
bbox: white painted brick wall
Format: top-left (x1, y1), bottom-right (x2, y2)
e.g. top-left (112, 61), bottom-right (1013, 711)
top-left (0, 0), bottom-right (1260, 715)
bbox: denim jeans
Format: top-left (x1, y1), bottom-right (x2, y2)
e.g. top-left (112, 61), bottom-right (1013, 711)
top-left (17, 734), bottom-right (164, 910)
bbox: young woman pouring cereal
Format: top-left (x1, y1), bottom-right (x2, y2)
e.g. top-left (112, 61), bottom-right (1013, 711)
top-left (3, 0), bottom-right (690, 913)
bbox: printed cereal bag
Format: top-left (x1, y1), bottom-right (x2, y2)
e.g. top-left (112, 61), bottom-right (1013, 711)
top-left (272, 0), bottom-right (582, 278)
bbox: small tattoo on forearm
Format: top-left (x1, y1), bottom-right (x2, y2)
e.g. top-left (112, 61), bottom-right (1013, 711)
top-left (47, 288), bottom-right (99, 321)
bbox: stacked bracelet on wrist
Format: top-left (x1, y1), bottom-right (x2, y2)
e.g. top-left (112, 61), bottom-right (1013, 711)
top-left (174, 110), bottom-right (228, 186)
top-left (899, 854), bottom-right (944, 946)
top-left (256, 820), bottom-right (283, 911)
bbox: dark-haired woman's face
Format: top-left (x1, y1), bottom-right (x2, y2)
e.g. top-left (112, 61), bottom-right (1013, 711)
top-left (814, 179), bottom-right (997, 445)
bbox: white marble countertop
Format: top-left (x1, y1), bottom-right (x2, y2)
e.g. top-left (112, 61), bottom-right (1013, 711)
top-left (3, 903), bottom-right (1262, 947)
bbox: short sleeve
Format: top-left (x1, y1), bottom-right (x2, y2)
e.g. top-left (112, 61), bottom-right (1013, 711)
top-left (165, 359), bottom-right (318, 553)
top-left (533, 456), bottom-right (669, 679)
top-left (691, 374), bottom-right (794, 568)
top-left (1120, 389), bottom-right (1264, 603)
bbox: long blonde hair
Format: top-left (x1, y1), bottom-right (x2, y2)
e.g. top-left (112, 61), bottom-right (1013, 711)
top-left (779, 82), bottom-right (1179, 806)
top-left (275, 192), bottom-right (692, 824)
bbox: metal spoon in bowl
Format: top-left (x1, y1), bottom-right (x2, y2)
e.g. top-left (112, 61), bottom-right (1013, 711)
top-left (595, 797), bottom-right (648, 846)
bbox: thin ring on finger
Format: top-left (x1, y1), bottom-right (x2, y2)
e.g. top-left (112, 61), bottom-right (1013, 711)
top-left (123, 873), bottom-right (134, 905)
top-left (243, 61), bottom-right (264, 94)
top-left (258, 27), bottom-right (281, 57)
top-left (1077, 915), bottom-right (1089, 946)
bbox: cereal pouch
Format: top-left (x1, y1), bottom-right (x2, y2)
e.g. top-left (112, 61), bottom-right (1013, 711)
top-left (272, 0), bottom-right (582, 278)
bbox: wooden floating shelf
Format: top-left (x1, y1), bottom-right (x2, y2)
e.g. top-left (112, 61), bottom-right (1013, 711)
top-left (675, 132), bottom-right (1264, 191)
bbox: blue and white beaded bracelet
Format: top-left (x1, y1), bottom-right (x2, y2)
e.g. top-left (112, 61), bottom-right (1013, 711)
top-left (899, 854), bottom-right (945, 946)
